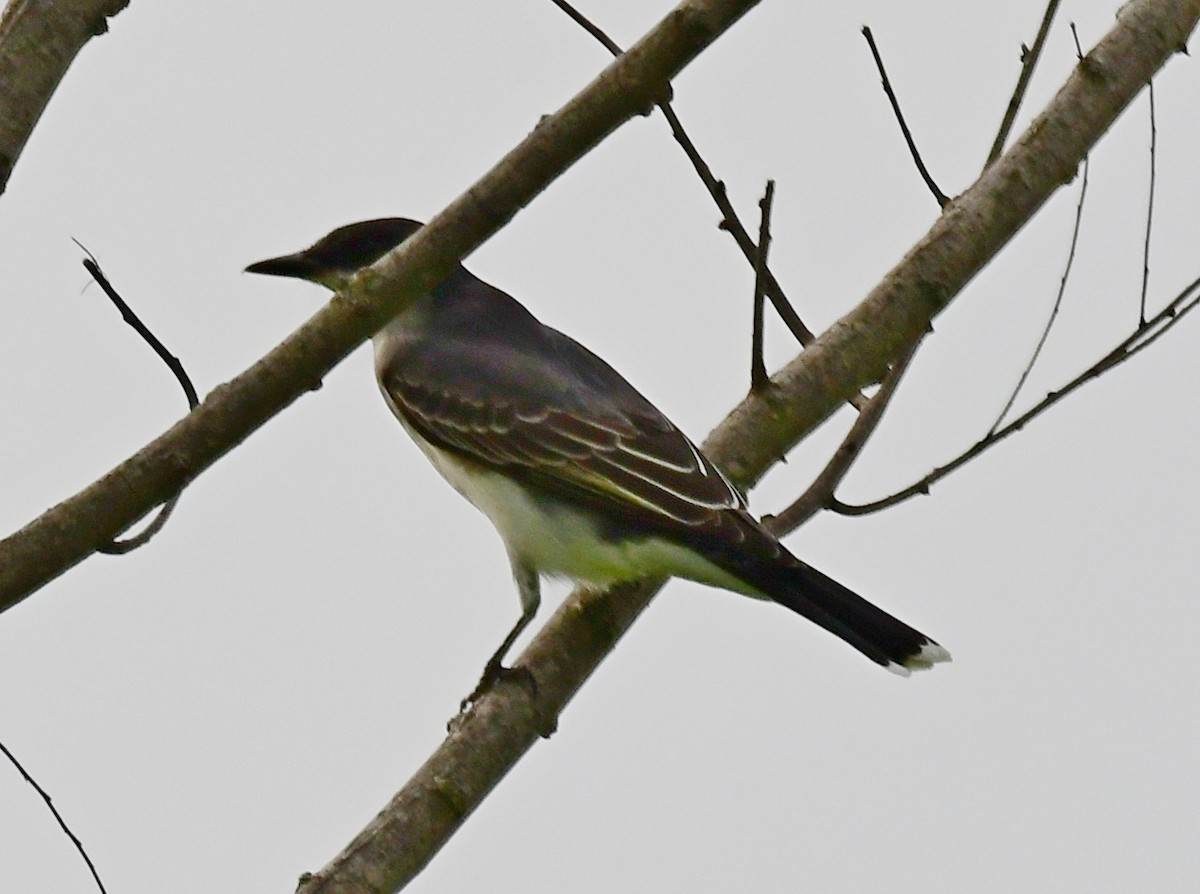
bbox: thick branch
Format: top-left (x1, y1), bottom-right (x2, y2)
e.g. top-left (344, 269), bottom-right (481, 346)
top-left (294, 2), bottom-right (1200, 891)
top-left (0, 0), bottom-right (129, 195)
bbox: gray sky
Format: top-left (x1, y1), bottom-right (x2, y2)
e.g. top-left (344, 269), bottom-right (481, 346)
top-left (2, 2), bottom-right (1198, 891)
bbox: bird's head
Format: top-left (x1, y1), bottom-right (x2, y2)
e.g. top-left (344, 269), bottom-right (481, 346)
top-left (245, 217), bottom-right (425, 291)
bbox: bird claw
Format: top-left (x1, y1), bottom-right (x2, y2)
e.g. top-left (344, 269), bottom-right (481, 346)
top-left (450, 661), bottom-right (556, 738)
top-left (459, 660), bottom-right (538, 712)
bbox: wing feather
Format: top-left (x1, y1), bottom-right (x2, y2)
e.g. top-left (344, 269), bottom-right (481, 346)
top-left (384, 372), bottom-right (744, 528)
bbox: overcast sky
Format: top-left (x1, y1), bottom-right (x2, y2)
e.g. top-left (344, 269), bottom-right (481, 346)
top-left (2, 2), bottom-right (1198, 892)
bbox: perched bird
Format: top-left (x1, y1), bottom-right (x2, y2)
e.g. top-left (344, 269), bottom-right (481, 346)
top-left (247, 218), bottom-right (949, 686)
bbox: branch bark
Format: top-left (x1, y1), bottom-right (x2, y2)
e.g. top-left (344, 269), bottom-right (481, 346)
top-left (0, 0), bottom-right (129, 195)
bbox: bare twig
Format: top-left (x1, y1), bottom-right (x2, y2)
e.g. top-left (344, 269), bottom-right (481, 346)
top-left (764, 334), bottom-right (924, 536)
top-left (1141, 81), bottom-right (1157, 326)
top-left (750, 180), bottom-right (775, 391)
top-left (862, 26), bottom-right (949, 208)
top-left (985, 0), bottom-right (1060, 168)
top-left (76, 246), bottom-right (199, 408)
top-left (989, 154), bottom-right (1089, 434)
top-left (548, 0), bottom-right (622, 54)
top-left (1070, 21), bottom-right (1084, 57)
top-left (0, 738), bottom-right (108, 894)
top-left (548, 0), bottom-right (816, 346)
top-left (832, 273), bottom-right (1200, 516)
top-left (74, 243), bottom-right (198, 554)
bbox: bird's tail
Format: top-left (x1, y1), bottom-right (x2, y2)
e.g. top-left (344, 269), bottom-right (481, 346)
top-left (702, 517), bottom-right (950, 675)
top-left (762, 556), bottom-right (949, 675)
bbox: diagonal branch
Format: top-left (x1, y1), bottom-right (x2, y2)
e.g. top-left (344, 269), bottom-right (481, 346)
top-left (0, 738), bottom-right (108, 894)
top-left (0, 0), bottom-right (129, 196)
top-left (985, 0), bottom-right (1061, 168)
top-left (862, 26), bottom-right (949, 207)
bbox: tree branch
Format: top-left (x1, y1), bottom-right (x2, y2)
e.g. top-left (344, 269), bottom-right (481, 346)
top-left (763, 335), bottom-right (923, 535)
top-left (990, 154), bottom-right (1089, 434)
top-left (1140, 81), bottom-right (1158, 326)
top-left (985, 0), bottom-right (1061, 168)
top-left (0, 0), bottom-right (129, 195)
top-left (750, 180), bottom-right (775, 391)
top-left (0, 738), bottom-right (108, 894)
top-left (862, 26), bottom-right (949, 207)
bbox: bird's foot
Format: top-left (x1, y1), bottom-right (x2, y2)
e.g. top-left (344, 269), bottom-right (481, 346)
top-left (459, 659), bottom-right (537, 712)
top-left (449, 660), bottom-right (556, 738)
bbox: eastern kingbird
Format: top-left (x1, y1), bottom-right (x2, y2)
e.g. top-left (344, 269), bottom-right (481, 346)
top-left (247, 218), bottom-right (949, 681)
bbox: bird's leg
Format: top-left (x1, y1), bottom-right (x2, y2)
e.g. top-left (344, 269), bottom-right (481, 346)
top-left (459, 562), bottom-right (541, 712)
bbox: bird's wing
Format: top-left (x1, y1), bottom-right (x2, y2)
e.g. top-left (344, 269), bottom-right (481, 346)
top-left (379, 339), bottom-right (745, 528)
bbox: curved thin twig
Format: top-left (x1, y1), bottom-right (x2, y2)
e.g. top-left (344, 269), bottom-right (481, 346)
top-left (1140, 81), bottom-right (1157, 326)
top-left (989, 154), bottom-right (1089, 434)
top-left (764, 334), bottom-right (924, 535)
top-left (862, 26), bottom-right (949, 208)
top-left (0, 738), bottom-right (108, 894)
top-left (74, 243), bottom-right (199, 553)
top-left (832, 273), bottom-right (1200, 516)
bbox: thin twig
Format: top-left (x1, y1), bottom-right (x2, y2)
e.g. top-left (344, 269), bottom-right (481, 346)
top-left (832, 273), bottom-right (1200, 516)
top-left (989, 154), bottom-right (1089, 434)
top-left (74, 242), bottom-right (198, 553)
top-left (861, 26), bottom-right (949, 208)
top-left (548, 0), bottom-right (622, 53)
top-left (985, 0), bottom-right (1060, 169)
top-left (1070, 21), bottom-right (1084, 58)
top-left (1140, 80), bottom-right (1157, 326)
top-left (750, 180), bottom-right (775, 391)
top-left (0, 738), bottom-right (108, 894)
top-left (547, 0), bottom-right (816, 346)
top-left (764, 334), bottom-right (924, 536)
